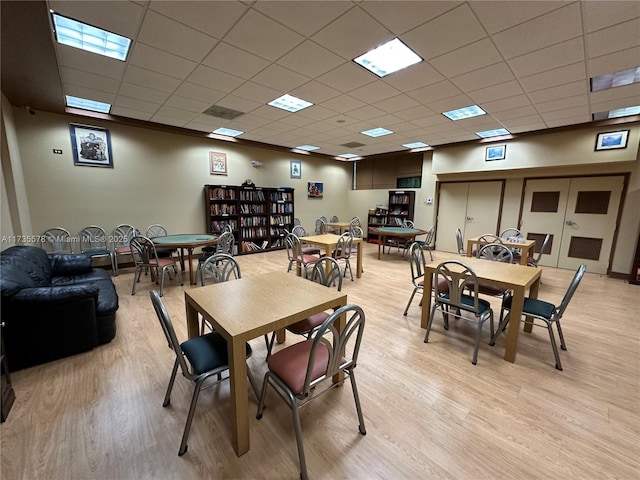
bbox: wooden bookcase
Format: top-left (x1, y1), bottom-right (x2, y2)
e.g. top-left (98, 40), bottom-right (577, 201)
top-left (204, 184), bottom-right (294, 255)
top-left (367, 190), bottom-right (415, 243)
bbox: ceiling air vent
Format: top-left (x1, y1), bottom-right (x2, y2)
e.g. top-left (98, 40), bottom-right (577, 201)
top-left (341, 141), bottom-right (366, 148)
top-left (203, 105), bottom-right (245, 120)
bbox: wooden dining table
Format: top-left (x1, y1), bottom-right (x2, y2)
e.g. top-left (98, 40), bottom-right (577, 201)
top-left (299, 233), bottom-right (363, 278)
top-left (152, 234), bottom-right (218, 285)
top-left (184, 271), bottom-right (347, 456)
top-left (323, 221), bottom-right (352, 234)
top-left (421, 256), bottom-right (542, 363)
top-left (466, 236), bottom-right (536, 265)
top-left (367, 226), bottom-right (428, 259)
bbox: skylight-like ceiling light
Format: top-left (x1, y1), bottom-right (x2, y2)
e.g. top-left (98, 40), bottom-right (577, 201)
top-left (592, 105), bottom-right (640, 120)
top-left (354, 38), bottom-right (422, 77)
top-left (268, 94), bottom-right (313, 112)
top-left (403, 142), bottom-right (429, 149)
top-left (361, 127), bottom-right (393, 137)
top-left (591, 66), bottom-right (640, 92)
top-left (295, 145), bottom-right (320, 151)
top-left (338, 153), bottom-right (359, 159)
top-left (212, 127), bottom-right (243, 137)
top-left (52, 12), bottom-right (131, 61)
top-left (65, 95), bottom-right (111, 113)
top-left (476, 128), bottom-right (510, 138)
top-left (442, 105), bottom-right (486, 121)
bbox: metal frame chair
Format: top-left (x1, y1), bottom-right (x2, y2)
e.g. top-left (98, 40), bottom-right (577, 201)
top-left (500, 228), bottom-right (522, 239)
top-left (256, 304), bottom-right (367, 480)
top-left (491, 264), bottom-right (586, 370)
top-left (416, 224), bottom-right (435, 261)
top-left (130, 235), bottom-right (183, 296)
top-left (40, 227), bottom-right (73, 254)
top-left (424, 260), bottom-right (495, 365)
top-left (456, 228), bottom-right (466, 256)
top-left (149, 290), bottom-right (257, 456)
top-left (515, 233), bottom-right (551, 267)
top-left (78, 225), bottom-right (115, 271)
top-left (292, 225), bottom-right (321, 256)
top-left (111, 224), bottom-right (140, 275)
top-left (285, 232), bottom-right (319, 277)
top-left (404, 242), bottom-right (448, 316)
top-left (332, 231), bottom-right (354, 281)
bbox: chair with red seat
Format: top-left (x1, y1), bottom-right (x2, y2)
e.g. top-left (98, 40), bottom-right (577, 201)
top-left (111, 224), bottom-right (140, 275)
top-left (130, 235), bottom-right (182, 296)
top-left (285, 232), bottom-right (319, 277)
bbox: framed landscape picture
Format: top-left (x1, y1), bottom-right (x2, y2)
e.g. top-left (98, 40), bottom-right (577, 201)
top-left (595, 130), bottom-right (629, 151)
top-left (69, 124), bottom-right (113, 168)
top-left (485, 144), bottom-right (506, 161)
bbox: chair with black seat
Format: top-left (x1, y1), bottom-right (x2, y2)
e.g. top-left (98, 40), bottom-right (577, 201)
top-left (424, 260), bottom-right (495, 365)
top-left (490, 264), bottom-right (586, 370)
top-left (285, 232), bottom-right (319, 277)
top-left (332, 231), bottom-right (354, 281)
top-left (130, 235), bottom-right (183, 296)
top-left (111, 224), bottom-right (140, 275)
top-left (473, 243), bottom-right (514, 300)
top-left (202, 223), bottom-right (233, 257)
top-left (266, 256), bottom-right (343, 359)
top-left (514, 233), bottom-right (551, 267)
top-left (403, 242), bottom-right (449, 316)
top-left (40, 227), bottom-right (74, 254)
top-left (292, 225), bottom-right (321, 256)
top-left (256, 303), bottom-right (366, 480)
top-left (149, 290), bottom-right (257, 456)
top-left (456, 228), bottom-right (466, 256)
top-left (78, 225), bottom-right (115, 272)
top-left (146, 224), bottom-right (177, 260)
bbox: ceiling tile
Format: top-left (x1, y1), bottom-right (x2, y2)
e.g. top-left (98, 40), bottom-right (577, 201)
top-left (251, 64), bottom-right (310, 92)
top-left (361, 0), bottom-right (461, 35)
top-left (500, 114), bottom-right (545, 128)
top-left (56, 45), bottom-right (126, 80)
top-left (60, 66), bottom-right (120, 94)
top-left (427, 94), bottom-right (475, 114)
top-left (535, 94), bottom-right (588, 114)
top-left (213, 94), bottom-right (262, 113)
top-left (278, 41), bottom-right (345, 79)
top-left (231, 82), bottom-right (282, 104)
top-left (321, 95), bottom-right (367, 113)
top-left (519, 63), bottom-right (586, 92)
top-left (468, 80), bottom-right (525, 104)
top-left (164, 95), bottom-right (212, 113)
top-left (202, 42), bottom-right (270, 80)
top-left (583, 0), bottom-right (640, 33)
top-left (186, 65), bottom-right (245, 92)
top-left (395, 105), bottom-right (438, 121)
top-left (316, 62), bottom-right (376, 93)
top-left (587, 46), bottom-right (640, 77)
top-left (153, 106), bottom-right (199, 122)
top-left (540, 105), bottom-right (590, 121)
top-left (253, 0), bottom-right (353, 37)
top-left (375, 94), bottom-right (420, 114)
top-left (123, 66), bottom-right (183, 93)
top-left (49, 0), bottom-right (144, 38)
top-left (63, 84), bottom-right (115, 104)
top-left (430, 39), bottom-right (504, 78)
top-left (291, 81), bottom-right (341, 104)
top-left (587, 18), bottom-right (640, 58)
top-left (507, 37), bottom-right (585, 78)
top-left (149, 114), bottom-right (188, 127)
top-left (407, 80), bottom-right (461, 104)
top-left (527, 81), bottom-right (587, 104)
top-left (110, 106), bottom-right (153, 121)
top-left (128, 43), bottom-right (197, 79)
top-left (468, 1), bottom-right (567, 35)
top-left (450, 62), bottom-right (515, 92)
top-left (382, 61), bottom-right (446, 92)
top-left (172, 82), bottom-right (226, 104)
top-left (118, 83), bottom-right (170, 104)
top-left (491, 105), bottom-right (539, 121)
top-left (481, 94), bottom-right (534, 113)
top-left (114, 95), bottom-right (161, 113)
top-left (348, 81), bottom-right (401, 104)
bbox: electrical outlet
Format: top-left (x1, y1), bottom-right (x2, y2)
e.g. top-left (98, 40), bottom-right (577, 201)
top-left (426, 197), bottom-right (433, 205)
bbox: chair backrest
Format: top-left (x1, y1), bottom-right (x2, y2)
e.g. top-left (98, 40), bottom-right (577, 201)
top-left (200, 253), bottom-right (241, 285)
top-left (78, 225), bottom-right (109, 252)
top-left (299, 304), bottom-right (365, 397)
top-left (456, 228), bottom-right (466, 256)
top-left (478, 242), bottom-right (513, 263)
top-left (40, 227), bottom-right (73, 253)
top-left (330, 215), bottom-right (339, 222)
top-left (433, 260), bottom-right (483, 315)
top-left (223, 223), bottom-right (233, 234)
top-left (150, 290), bottom-right (194, 379)
top-left (500, 228), bottom-right (522, 239)
top-left (407, 242), bottom-right (426, 287)
top-left (423, 225), bottom-right (435, 247)
top-left (556, 264), bottom-right (586, 318)
top-left (308, 256), bottom-right (343, 291)
top-left (130, 235), bottom-right (158, 266)
top-left (285, 232), bottom-right (302, 261)
top-left (333, 232), bottom-right (353, 260)
top-left (530, 234), bottom-right (551, 266)
top-left (293, 217), bottom-right (301, 226)
top-left (475, 234), bottom-right (502, 256)
top-left (292, 225), bottom-right (307, 237)
top-left (216, 231), bottom-right (235, 255)
top-left (350, 226), bottom-right (364, 239)
top-left (146, 224), bottom-right (168, 238)
top-left (392, 217), bottom-right (404, 226)
top-left (113, 224), bottom-right (139, 248)
top-left (350, 216), bottom-right (361, 227)
top-left (315, 218), bottom-right (326, 234)
top-left (403, 219), bottom-right (415, 228)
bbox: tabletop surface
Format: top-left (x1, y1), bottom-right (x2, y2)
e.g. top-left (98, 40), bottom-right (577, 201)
top-left (369, 227), bottom-right (427, 235)
top-left (303, 233), bottom-right (363, 244)
top-left (185, 271), bottom-right (348, 339)
top-left (152, 234), bottom-right (217, 245)
top-left (425, 256), bottom-right (541, 288)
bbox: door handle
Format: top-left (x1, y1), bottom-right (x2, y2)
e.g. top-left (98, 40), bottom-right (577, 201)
top-left (466, 216), bottom-right (473, 222)
top-left (565, 220), bottom-right (576, 226)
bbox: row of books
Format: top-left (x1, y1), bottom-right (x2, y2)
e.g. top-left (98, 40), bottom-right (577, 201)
top-left (210, 220), bottom-right (237, 232)
top-left (240, 227), bottom-right (269, 238)
top-left (240, 204), bottom-right (265, 214)
top-left (240, 190), bottom-right (266, 202)
top-left (240, 216), bottom-right (268, 227)
top-left (209, 204), bottom-right (237, 215)
top-left (270, 192), bottom-right (293, 202)
top-left (209, 188), bottom-right (236, 200)
top-left (270, 215), bottom-right (292, 225)
top-left (390, 194), bottom-right (411, 204)
top-left (270, 203), bottom-right (293, 213)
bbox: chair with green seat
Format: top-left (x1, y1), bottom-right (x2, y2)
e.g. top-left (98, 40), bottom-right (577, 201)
top-left (490, 264), bottom-right (586, 370)
top-left (78, 225), bottom-right (115, 272)
top-left (424, 260), bottom-right (495, 365)
top-left (149, 290), bottom-right (257, 456)
top-left (403, 242), bottom-right (449, 316)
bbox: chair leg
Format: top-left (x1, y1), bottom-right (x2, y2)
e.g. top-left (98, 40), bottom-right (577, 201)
top-left (547, 323), bottom-right (563, 371)
top-left (556, 320), bottom-right (567, 350)
top-left (490, 311), bottom-right (510, 346)
top-left (131, 268), bottom-right (142, 295)
top-left (178, 378), bottom-right (205, 456)
top-left (348, 370), bottom-right (367, 435)
top-left (163, 359), bottom-right (180, 407)
top-left (424, 303), bottom-right (438, 342)
top-left (346, 259), bottom-right (353, 281)
top-left (403, 287), bottom-right (419, 315)
top-left (265, 331), bottom-right (277, 360)
top-left (291, 399), bottom-right (308, 480)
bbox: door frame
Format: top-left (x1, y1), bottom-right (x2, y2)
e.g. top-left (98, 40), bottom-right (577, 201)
top-left (518, 173), bottom-right (629, 275)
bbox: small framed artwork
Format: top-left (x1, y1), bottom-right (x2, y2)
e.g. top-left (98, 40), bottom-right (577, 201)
top-left (308, 181), bottom-right (323, 198)
top-left (210, 151), bottom-right (227, 175)
top-left (595, 130), bottom-right (629, 151)
top-left (290, 160), bottom-right (302, 179)
top-left (69, 123), bottom-right (113, 168)
top-left (485, 144), bottom-right (506, 161)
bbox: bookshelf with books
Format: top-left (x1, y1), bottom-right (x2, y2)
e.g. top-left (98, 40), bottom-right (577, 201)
top-left (366, 190), bottom-right (415, 243)
top-left (204, 184), bottom-right (294, 255)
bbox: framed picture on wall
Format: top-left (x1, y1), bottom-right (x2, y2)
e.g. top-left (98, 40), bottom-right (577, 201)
top-left (308, 181), bottom-right (323, 198)
top-left (69, 124), bottom-right (113, 168)
top-left (595, 130), bottom-right (629, 151)
top-left (290, 160), bottom-right (302, 179)
top-left (485, 144), bottom-right (506, 161)
top-left (209, 151), bottom-right (227, 175)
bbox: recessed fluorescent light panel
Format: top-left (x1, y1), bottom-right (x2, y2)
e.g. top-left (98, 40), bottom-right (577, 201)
top-left (52, 12), bottom-right (131, 61)
top-left (361, 127), bottom-right (393, 137)
top-left (476, 128), bottom-right (510, 138)
top-left (403, 142), bottom-right (429, 149)
top-left (593, 105), bottom-right (640, 120)
top-left (338, 153), bottom-right (359, 159)
top-left (442, 105), bottom-right (486, 121)
top-left (212, 127), bottom-right (243, 137)
top-left (295, 145), bottom-right (320, 151)
top-left (268, 94), bottom-right (313, 112)
top-left (354, 38), bottom-right (422, 77)
top-left (65, 95), bottom-right (111, 113)
top-left (591, 66), bottom-right (640, 92)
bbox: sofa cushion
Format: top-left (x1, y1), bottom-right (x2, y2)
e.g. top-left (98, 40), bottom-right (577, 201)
top-left (0, 263), bottom-right (36, 296)
top-left (49, 253), bottom-right (93, 276)
top-left (0, 246), bottom-right (52, 286)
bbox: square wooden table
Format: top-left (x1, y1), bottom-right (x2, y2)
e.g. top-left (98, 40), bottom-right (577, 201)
top-left (184, 271), bottom-right (347, 456)
top-left (421, 256), bottom-right (542, 363)
top-left (323, 221), bottom-right (352, 234)
top-left (300, 234), bottom-right (363, 278)
top-left (466, 236), bottom-right (536, 265)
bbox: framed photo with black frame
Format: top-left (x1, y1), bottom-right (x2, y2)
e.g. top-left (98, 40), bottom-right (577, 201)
top-left (69, 123), bottom-right (113, 168)
top-left (595, 130), bottom-right (629, 151)
top-left (485, 144), bottom-right (506, 161)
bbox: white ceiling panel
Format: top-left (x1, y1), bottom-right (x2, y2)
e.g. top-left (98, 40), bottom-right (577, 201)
top-left (468, 1), bottom-right (567, 35)
top-left (128, 43), bottom-right (197, 79)
top-left (56, 46), bottom-right (126, 80)
top-left (430, 39), bottom-right (504, 78)
top-left (186, 65), bottom-right (245, 92)
top-left (202, 43), bottom-right (270, 80)
top-left (468, 80), bottom-right (525, 104)
top-left (361, 0), bottom-right (461, 35)
top-left (277, 41), bottom-right (345, 79)
top-left (251, 64), bottom-right (310, 92)
top-left (122, 66), bottom-right (183, 93)
top-left (507, 37), bottom-right (585, 78)
top-left (587, 18), bottom-right (640, 58)
top-left (253, 0), bottom-right (352, 37)
top-left (60, 67), bottom-right (120, 94)
top-left (583, 0), bottom-right (640, 33)
top-left (519, 63), bottom-right (586, 93)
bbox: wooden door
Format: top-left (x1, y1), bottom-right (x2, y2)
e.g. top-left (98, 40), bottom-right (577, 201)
top-left (520, 176), bottom-right (624, 274)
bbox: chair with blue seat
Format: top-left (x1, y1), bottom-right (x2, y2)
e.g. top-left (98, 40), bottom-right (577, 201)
top-left (149, 290), bottom-right (257, 456)
top-left (424, 260), bottom-right (495, 365)
top-left (78, 225), bottom-right (115, 272)
top-left (490, 264), bottom-right (586, 370)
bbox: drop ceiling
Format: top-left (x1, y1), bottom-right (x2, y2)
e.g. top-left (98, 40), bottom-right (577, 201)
top-left (2, 0), bottom-right (640, 159)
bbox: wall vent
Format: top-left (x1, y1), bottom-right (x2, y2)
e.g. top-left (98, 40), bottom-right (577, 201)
top-left (203, 105), bottom-right (245, 120)
top-left (341, 141), bottom-right (366, 148)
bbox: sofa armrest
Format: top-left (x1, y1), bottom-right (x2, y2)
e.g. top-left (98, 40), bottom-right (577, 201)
top-left (49, 254), bottom-right (93, 276)
top-left (12, 284), bottom-right (98, 304)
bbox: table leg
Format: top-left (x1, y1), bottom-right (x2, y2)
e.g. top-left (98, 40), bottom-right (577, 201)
top-left (421, 272), bottom-right (433, 329)
top-left (356, 242), bottom-right (362, 278)
top-left (523, 273), bottom-right (541, 333)
top-left (228, 336), bottom-right (250, 456)
top-left (186, 248), bottom-right (197, 285)
top-left (519, 245), bottom-right (530, 265)
top-left (467, 240), bottom-right (474, 258)
top-left (185, 295), bottom-right (200, 339)
top-left (503, 286), bottom-right (524, 362)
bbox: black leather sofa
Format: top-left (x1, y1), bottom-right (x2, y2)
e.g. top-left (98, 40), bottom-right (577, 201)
top-left (0, 245), bottom-right (119, 371)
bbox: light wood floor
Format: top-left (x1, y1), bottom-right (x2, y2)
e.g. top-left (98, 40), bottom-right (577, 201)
top-left (2, 243), bottom-right (639, 479)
